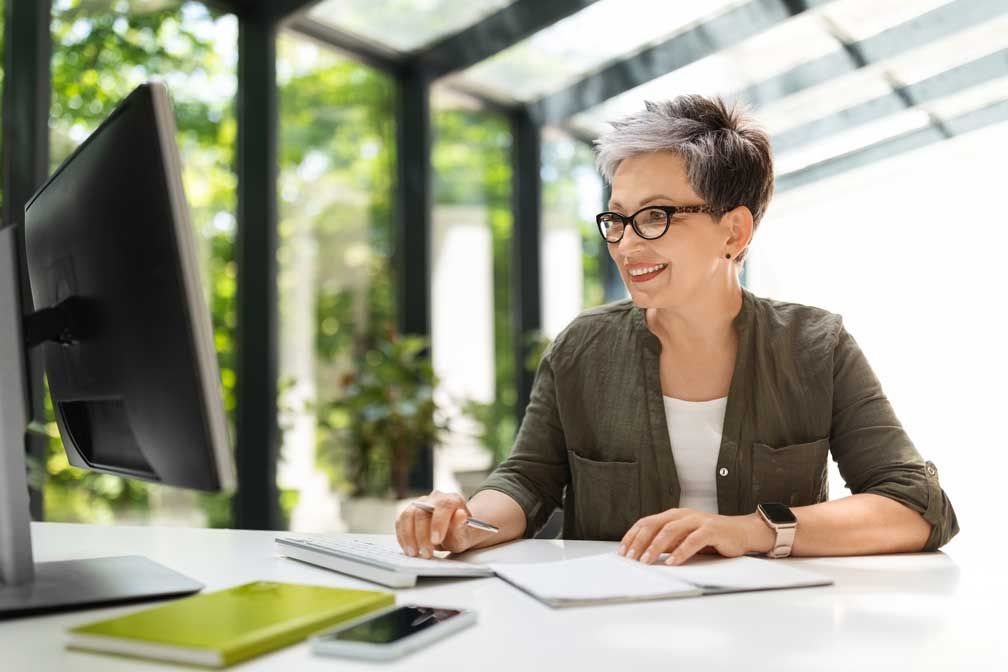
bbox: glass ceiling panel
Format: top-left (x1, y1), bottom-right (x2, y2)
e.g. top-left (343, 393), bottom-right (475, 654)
top-left (924, 76), bottom-right (1008, 121)
top-left (755, 69), bottom-right (892, 137)
top-left (446, 0), bottom-right (746, 104)
top-left (880, 15), bottom-right (1008, 86)
top-left (568, 11), bottom-right (841, 137)
top-left (819, 0), bottom-right (953, 42)
top-left (307, 0), bottom-right (515, 53)
top-left (774, 108), bottom-right (931, 175)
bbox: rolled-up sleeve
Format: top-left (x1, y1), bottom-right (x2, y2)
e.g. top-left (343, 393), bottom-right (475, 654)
top-left (472, 341), bottom-right (570, 538)
top-left (830, 325), bottom-right (959, 551)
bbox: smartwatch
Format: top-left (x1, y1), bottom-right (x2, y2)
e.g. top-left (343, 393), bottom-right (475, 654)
top-left (756, 502), bottom-right (797, 559)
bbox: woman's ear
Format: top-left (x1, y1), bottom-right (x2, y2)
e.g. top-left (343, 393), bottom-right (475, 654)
top-left (724, 205), bottom-right (754, 254)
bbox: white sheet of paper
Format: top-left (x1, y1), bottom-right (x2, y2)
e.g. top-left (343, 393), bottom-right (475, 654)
top-left (648, 554), bottom-right (833, 591)
top-left (487, 553), bottom-right (701, 605)
top-left (487, 552), bottom-right (832, 606)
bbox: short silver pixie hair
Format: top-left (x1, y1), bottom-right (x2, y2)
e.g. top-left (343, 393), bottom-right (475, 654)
top-left (594, 96), bottom-right (774, 262)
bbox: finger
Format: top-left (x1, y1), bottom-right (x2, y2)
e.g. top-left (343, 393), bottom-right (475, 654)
top-left (394, 511), bottom-right (408, 553)
top-left (441, 508), bottom-right (471, 553)
top-left (397, 509), bottom-right (418, 556)
top-left (626, 522), bottom-right (662, 561)
top-left (641, 521), bottom-right (693, 564)
top-left (619, 522), bottom-right (642, 556)
top-left (665, 527), bottom-right (710, 566)
top-left (414, 507), bottom-right (433, 559)
top-left (429, 500), bottom-right (458, 546)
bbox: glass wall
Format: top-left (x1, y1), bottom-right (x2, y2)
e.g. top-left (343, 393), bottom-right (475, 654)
top-left (430, 86), bottom-right (514, 487)
top-left (45, 0), bottom-right (237, 526)
top-left (540, 128), bottom-right (606, 341)
top-left (275, 32), bottom-right (396, 532)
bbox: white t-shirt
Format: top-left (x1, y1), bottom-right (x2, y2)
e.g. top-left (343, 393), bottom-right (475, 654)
top-left (662, 395), bottom-right (728, 514)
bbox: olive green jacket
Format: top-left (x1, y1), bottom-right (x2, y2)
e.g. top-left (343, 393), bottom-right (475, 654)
top-left (474, 289), bottom-right (958, 551)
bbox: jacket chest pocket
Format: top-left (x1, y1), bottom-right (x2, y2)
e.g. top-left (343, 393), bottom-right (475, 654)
top-left (751, 437), bottom-right (830, 507)
top-left (569, 451), bottom-right (640, 541)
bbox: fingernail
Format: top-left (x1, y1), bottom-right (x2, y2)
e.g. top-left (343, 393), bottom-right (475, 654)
top-left (406, 547), bottom-right (416, 556)
top-left (431, 532), bottom-right (441, 544)
top-left (626, 549), bottom-right (636, 560)
top-left (664, 555), bottom-right (675, 565)
top-left (421, 548), bottom-right (431, 559)
top-left (618, 545), bottom-right (626, 555)
top-left (640, 552), bottom-right (651, 564)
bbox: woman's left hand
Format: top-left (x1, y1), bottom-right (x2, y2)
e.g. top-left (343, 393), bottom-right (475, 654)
top-left (618, 508), bottom-right (764, 565)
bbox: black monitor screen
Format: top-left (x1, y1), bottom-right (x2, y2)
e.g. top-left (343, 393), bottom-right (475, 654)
top-left (24, 83), bottom-right (232, 491)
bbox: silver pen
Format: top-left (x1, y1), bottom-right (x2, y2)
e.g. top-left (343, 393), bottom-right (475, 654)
top-left (410, 501), bottom-right (500, 533)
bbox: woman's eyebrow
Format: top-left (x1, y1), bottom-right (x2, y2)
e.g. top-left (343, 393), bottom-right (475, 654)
top-left (637, 194), bottom-right (677, 206)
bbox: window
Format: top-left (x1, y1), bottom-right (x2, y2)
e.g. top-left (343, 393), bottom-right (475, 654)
top-left (47, 0), bottom-right (237, 526)
top-left (275, 31), bottom-right (397, 531)
top-left (540, 128), bottom-right (606, 340)
top-left (430, 86), bottom-right (514, 480)
top-left (307, 0), bottom-right (515, 53)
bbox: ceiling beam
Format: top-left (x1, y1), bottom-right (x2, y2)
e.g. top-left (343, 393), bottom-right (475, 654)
top-left (202, 0), bottom-right (322, 20)
top-left (528, 0), bottom-right (831, 126)
top-left (417, 0), bottom-right (601, 79)
top-left (283, 15), bottom-right (404, 74)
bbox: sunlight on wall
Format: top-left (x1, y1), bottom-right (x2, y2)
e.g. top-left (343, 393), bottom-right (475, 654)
top-left (746, 120), bottom-right (1008, 550)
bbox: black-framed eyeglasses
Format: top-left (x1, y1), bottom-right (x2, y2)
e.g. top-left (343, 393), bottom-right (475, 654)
top-left (596, 204), bottom-right (726, 243)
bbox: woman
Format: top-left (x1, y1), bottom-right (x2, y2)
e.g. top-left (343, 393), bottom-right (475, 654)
top-left (394, 95), bottom-right (958, 566)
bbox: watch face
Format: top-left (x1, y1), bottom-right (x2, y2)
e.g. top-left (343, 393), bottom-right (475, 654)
top-left (759, 502), bottom-right (797, 525)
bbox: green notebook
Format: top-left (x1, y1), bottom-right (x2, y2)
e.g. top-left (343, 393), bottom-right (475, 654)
top-left (67, 580), bottom-right (394, 668)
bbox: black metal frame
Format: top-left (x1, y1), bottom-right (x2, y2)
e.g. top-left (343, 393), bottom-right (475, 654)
top-left (233, 12), bottom-right (281, 529)
top-left (2, 0), bottom-right (999, 527)
top-left (2, 0), bottom-right (51, 521)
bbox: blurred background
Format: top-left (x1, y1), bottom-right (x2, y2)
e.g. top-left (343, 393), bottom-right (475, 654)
top-left (2, 0), bottom-right (1005, 543)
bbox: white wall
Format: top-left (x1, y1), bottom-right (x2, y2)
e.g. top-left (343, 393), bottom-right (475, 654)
top-left (746, 120), bottom-right (1008, 551)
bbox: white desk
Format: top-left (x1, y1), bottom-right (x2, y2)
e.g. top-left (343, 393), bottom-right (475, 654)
top-left (2, 522), bottom-right (1004, 671)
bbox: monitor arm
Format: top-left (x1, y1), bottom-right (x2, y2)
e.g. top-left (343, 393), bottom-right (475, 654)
top-left (22, 296), bottom-right (90, 349)
top-left (0, 225), bottom-right (35, 587)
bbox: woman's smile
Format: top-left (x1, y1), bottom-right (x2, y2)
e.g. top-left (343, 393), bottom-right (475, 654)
top-left (627, 262), bottom-right (668, 283)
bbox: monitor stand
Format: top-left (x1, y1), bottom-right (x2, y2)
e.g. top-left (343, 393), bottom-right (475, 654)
top-left (0, 225), bottom-right (203, 618)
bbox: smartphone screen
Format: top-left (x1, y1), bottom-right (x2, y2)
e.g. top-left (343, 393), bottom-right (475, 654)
top-left (325, 606), bottom-right (463, 644)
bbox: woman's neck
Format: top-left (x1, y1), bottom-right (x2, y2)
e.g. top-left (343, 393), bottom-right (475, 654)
top-left (646, 282), bottom-right (743, 353)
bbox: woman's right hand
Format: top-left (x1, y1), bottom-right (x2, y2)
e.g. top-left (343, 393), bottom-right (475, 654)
top-left (395, 490), bottom-right (475, 558)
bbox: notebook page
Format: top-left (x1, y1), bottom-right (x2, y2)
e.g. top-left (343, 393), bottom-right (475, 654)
top-left (487, 553), bottom-right (700, 604)
top-left (649, 555), bottom-right (833, 591)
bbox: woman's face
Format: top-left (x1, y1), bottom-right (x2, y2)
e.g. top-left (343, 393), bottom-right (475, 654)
top-left (606, 151), bottom-right (742, 310)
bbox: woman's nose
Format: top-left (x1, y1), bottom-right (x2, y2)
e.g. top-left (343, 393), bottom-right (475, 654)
top-left (617, 224), bottom-right (646, 256)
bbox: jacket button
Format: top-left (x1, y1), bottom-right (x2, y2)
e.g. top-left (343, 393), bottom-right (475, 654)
top-left (925, 462), bottom-right (937, 477)
top-left (718, 467), bottom-right (729, 477)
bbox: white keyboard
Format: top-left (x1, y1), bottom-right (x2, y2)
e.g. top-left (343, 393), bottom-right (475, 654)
top-left (275, 536), bottom-right (494, 588)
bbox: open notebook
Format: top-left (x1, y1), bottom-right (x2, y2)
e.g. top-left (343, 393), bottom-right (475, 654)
top-left (486, 553), bottom-right (833, 608)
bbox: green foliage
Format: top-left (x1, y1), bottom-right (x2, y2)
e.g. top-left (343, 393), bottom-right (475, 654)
top-left (316, 334), bottom-right (446, 500)
top-left (432, 106), bottom-right (518, 464)
top-left (44, 0), bottom-right (237, 525)
top-left (38, 1), bottom-right (603, 525)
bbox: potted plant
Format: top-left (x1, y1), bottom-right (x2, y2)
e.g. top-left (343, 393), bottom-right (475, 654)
top-left (316, 332), bottom-right (448, 532)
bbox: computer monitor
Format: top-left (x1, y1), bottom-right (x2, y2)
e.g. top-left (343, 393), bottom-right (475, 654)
top-left (0, 82), bottom-right (235, 618)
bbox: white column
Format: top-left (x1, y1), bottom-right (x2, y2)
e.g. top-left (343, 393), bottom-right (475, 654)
top-left (431, 205), bottom-right (496, 493)
top-left (541, 206), bottom-right (584, 340)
